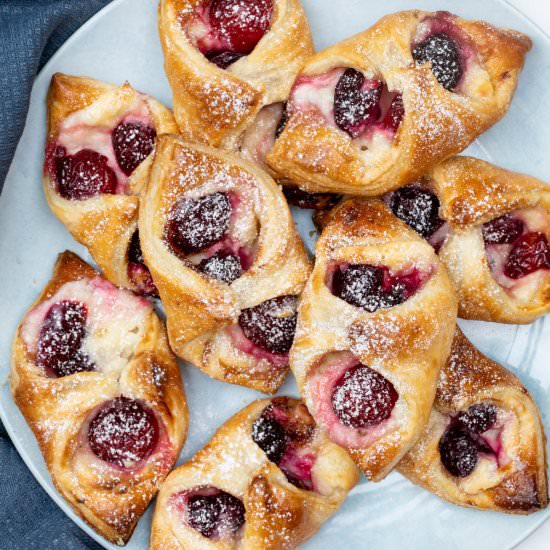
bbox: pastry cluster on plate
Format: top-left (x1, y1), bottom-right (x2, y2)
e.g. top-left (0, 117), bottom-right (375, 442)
top-left (11, 1), bottom-right (550, 547)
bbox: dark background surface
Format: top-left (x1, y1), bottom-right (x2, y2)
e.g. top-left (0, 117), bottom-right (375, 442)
top-left (1, 3), bottom-right (111, 547)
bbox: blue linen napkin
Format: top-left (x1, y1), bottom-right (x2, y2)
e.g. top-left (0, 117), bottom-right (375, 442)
top-left (1, 2), bottom-right (112, 548)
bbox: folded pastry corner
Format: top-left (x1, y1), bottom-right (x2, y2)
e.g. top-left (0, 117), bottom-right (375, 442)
top-left (267, 10), bottom-right (531, 196)
top-left (398, 328), bottom-right (548, 514)
top-left (150, 396), bottom-right (359, 549)
top-left (291, 197), bottom-right (457, 480)
top-left (11, 251), bottom-right (188, 544)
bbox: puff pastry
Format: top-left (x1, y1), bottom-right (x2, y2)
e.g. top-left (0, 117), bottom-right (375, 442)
top-left (290, 198), bottom-right (457, 480)
top-left (386, 156), bottom-right (550, 323)
top-left (43, 73), bottom-right (178, 295)
top-left (267, 10), bottom-right (531, 196)
top-left (150, 396), bottom-right (359, 549)
top-left (158, 0), bottom-right (314, 150)
top-left (398, 328), bottom-right (548, 514)
top-left (139, 136), bottom-right (312, 393)
top-left (238, 96), bottom-right (343, 212)
top-left (11, 251), bottom-right (188, 545)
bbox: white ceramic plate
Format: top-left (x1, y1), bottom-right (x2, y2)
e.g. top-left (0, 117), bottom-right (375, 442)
top-left (1, 0), bottom-right (550, 548)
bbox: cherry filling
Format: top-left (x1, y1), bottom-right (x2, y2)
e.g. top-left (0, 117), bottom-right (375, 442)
top-left (112, 121), bottom-right (156, 176)
top-left (205, 50), bottom-right (244, 69)
top-left (53, 147), bottom-right (117, 200)
top-left (164, 191), bottom-right (256, 283)
top-left (36, 300), bottom-right (95, 377)
top-left (412, 32), bottom-right (463, 91)
top-left (252, 414), bottom-right (287, 464)
top-left (191, 0), bottom-right (274, 69)
top-left (175, 488), bottom-right (245, 539)
top-left (389, 185), bottom-right (444, 239)
top-left (87, 397), bottom-right (159, 469)
top-left (383, 94), bottom-right (405, 133)
top-left (482, 214), bottom-right (524, 245)
top-left (333, 69), bottom-right (404, 139)
top-left (282, 186), bottom-right (341, 211)
top-left (483, 213), bottom-right (550, 281)
top-left (165, 192), bottom-right (232, 256)
top-left (331, 364), bottom-right (398, 429)
top-left (334, 69), bottom-right (381, 138)
top-left (238, 295), bottom-right (298, 355)
top-left (198, 251), bottom-right (242, 283)
top-left (127, 230), bottom-right (157, 295)
top-left (251, 399), bottom-right (316, 491)
top-left (330, 263), bottom-right (426, 312)
top-left (439, 403), bottom-right (498, 478)
top-left (505, 233), bottom-right (550, 279)
top-left (210, 0), bottom-right (273, 54)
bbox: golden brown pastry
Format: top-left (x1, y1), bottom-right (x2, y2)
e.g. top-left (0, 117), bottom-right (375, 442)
top-left (150, 396), bottom-right (359, 549)
top-left (267, 10), bottom-right (531, 196)
top-left (11, 251), bottom-right (188, 545)
top-left (139, 136), bottom-right (312, 393)
top-left (238, 101), bottom-right (343, 213)
top-left (385, 156), bottom-right (550, 323)
top-left (158, 0), bottom-right (314, 149)
top-left (43, 73), bottom-right (178, 295)
top-left (398, 328), bottom-right (548, 514)
top-left (290, 198), bottom-right (457, 480)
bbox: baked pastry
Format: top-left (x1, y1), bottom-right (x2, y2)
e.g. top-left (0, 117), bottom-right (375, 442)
top-left (150, 396), bottom-right (359, 549)
top-left (158, 0), bottom-right (314, 149)
top-left (43, 73), bottom-right (178, 295)
top-left (11, 251), bottom-right (188, 545)
top-left (398, 328), bottom-right (548, 514)
top-left (237, 100), bottom-right (342, 212)
top-left (267, 10), bottom-right (531, 196)
top-left (386, 156), bottom-right (550, 323)
top-left (290, 198), bottom-right (457, 480)
top-left (139, 136), bottom-right (312, 393)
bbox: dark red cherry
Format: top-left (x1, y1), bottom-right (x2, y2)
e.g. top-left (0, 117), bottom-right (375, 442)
top-left (187, 490), bottom-right (245, 538)
top-left (332, 264), bottom-right (384, 312)
top-left (112, 121), bottom-right (156, 176)
top-left (55, 148), bottom-right (117, 200)
top-left (331, 364), bottom-right (398, 429)
top-left (128, 230), bottom-right (145, 266)
top-left (389, 185), bottom-right (443, 238)
top-left (332, 264), bottom-right (424, 312)
top-left (238, 295), bottom-right (298, 354)
top-left (456, 403), bottom-right (497, 435)
top-left (198, 251), bottom-right (242, 283)
top-left (334, 69), bottom-right (382, 138)
top-left (439, 424), bottom-right (479, 477)
top-left (504, 232), bottom-right (550, 279)
top-left (282, 186), bottom-right (341, 210)
top-left (251, 413), bottom-right (287, 464)
top-left (205, 50), bottom-right (244, 69)
top-left (127, 230), bottom-right (157, 294)
top-left (412, 32), bottom-right (463, 91)
top-left (187, 494), bottom-right (219, 538)
top-left (88, 397), bottom-right (159, 468)
top-left (383, 94), bottom-right (405, 133)
top-left (482, 214), bottom-right (524, 245)
top-left (209, 0), bottom-right (273, 55)
top-left (165, 192), bottom-right (232, 256)
top-left (36, 301), bottom-right (95, 377)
